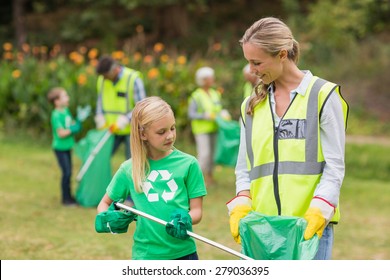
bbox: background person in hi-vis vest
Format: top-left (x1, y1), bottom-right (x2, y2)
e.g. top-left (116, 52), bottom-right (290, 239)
top-left (188, 66), bottom-right (231, 186)
top-left (227, 17), bottom-right (349, 260)
top-left (242, 63), bottom-right (258, 100)
top-left (94, 55), bottom-right (146, 159)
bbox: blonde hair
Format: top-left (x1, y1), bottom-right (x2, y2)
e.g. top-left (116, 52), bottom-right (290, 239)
top-left (239, 17), bottom-right (300, 116)
top-left (130, 96), bottom-right (174, 193)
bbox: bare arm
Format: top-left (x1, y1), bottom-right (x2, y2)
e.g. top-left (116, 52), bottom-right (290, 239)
top-left (56, 128), bottom-right (72, 138)
top-left (189, 197), bottom-right (203, 225)
top-left (97, 193), bottom-right (113, 213)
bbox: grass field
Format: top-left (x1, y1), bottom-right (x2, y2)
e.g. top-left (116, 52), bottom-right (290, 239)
top-left (0, 133), bottom-right (389, 260)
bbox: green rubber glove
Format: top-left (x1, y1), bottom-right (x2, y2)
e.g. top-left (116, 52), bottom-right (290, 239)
top-left (95, 202), bottom-right (137, 234)
top-left (69, 120), bottom-right (81, 134)
top-left (165, 208), bottom-right (192, 240)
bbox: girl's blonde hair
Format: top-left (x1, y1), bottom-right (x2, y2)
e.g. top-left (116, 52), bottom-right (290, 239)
top-left (130, 96), bottom-right (174, 193)
top-left (239, 17), bottom-right (300, 116)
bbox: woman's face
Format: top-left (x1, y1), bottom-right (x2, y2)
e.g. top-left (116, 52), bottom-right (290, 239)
top-left (243, 42), bottom-right (285, 85)
top-left (202, 76), bottom-right (215, 88)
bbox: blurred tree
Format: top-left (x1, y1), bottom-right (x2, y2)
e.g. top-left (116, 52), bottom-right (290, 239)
top-left (365, 0), bottom-right (390, 33)
top-left (307, 0), bottom-right (388, 50)
top-left (118, 0), bottom-right (207, 38)
top-left (281, 0), bottom-right (389, 68)
top-left (13, 0), bottom-right (27, 50)
top-left (3, 0), bottom-right (282, 52)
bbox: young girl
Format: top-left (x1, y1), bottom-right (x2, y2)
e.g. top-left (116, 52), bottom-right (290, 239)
top-left (97, 96), bottom-right (207, 260)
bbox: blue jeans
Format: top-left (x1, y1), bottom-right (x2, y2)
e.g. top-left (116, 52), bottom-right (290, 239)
top-left (174, 252), bottom-right (199, 260)
top-left (54, 150), bottom-right (73, 203)
top-left (112, 135), bottom-right (130, 159)
top-left (313, 224), bottom-right (334, 260)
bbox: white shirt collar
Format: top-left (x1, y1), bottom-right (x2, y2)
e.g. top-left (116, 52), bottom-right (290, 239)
top-left (295, 70), bottom-right (313, 96)
top-left (268, 70), bottom-right (313, 96)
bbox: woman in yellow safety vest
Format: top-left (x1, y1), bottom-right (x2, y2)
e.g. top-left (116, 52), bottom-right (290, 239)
top-left (188, 67), bottom-right (224, 186)
top-left (227, 17), bottom-right (348, 260)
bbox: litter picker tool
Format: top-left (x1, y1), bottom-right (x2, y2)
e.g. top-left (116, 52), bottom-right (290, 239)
top-left (115, 202), bottom-right (253, 260)
top-left (76, 129), bottom-right (112, 182)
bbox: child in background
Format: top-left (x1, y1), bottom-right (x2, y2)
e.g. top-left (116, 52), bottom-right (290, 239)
top-left (47, 87), bottom-right (90, 206)
top-left (97, 96), bottom-right (207, 260)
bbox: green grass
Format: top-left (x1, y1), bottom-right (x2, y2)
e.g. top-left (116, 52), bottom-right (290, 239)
top-left (345, 143), bottom-right (390, 181)
top-left (0, 134), bottom-right (389, 260)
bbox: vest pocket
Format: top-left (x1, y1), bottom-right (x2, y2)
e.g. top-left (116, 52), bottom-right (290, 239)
top-left (278, 119), bottom-right (306, 139)
top-left (117, 91), bottom-right (126, 97)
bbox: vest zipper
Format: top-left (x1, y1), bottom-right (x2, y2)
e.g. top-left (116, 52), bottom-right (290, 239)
top-left (269, 96), bottom-right (281, 216)
top-left (270, 92), bottom-right (298, 216)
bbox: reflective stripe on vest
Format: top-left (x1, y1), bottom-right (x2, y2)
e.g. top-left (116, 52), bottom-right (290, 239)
top-left (190, 88), bottom-right (222, 134)
top-left (242, 76), bottom-right (348, 221)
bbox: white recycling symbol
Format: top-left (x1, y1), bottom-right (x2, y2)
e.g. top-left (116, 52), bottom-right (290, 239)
top-left (142, 170), bottom-right (178, 203)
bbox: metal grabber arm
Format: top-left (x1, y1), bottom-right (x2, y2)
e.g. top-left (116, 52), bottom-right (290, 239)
top-left (115, 202), bottom-right (253, 260)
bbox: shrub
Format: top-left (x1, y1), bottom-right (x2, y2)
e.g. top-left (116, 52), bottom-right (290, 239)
top-left (0, 42), bottom-right (247, 138)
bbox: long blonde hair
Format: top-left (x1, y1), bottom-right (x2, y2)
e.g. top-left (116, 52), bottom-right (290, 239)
top-left (239, 17), bottom-right (300, 116)
top-left (130, 96), bottom-right (174, 193)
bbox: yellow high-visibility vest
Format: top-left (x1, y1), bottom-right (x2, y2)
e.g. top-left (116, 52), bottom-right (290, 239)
top-left (189, 88), bottom-right (222, 135)
top-left (97, 67), bottom-right (141, 135)
top-left (241, 76), bottom-right (349, 222)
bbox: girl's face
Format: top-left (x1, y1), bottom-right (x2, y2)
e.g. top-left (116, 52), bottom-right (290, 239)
top-left (141, 112), bottom-right (176, 160)
top-left (242, 42), bottom-right (286, 85)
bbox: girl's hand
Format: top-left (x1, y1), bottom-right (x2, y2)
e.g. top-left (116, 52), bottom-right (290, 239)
top-left (165, 209), bottom-right (192, 240)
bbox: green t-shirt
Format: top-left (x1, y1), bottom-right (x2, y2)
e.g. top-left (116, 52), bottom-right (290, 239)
top-left (50, 108), bottom-right (75, 150)
top-left (106, 149), bottom-right (207, 260)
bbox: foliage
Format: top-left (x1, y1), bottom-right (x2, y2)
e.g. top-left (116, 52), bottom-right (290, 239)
top-left (1, 34), bottom-right (390, 138)
top-left (281, 0), bottom-right (389, 76)
top-left (1, 0), bottom-right (389, 138)
top-left (0, 45), bottom-right (97, 136)
top-left (0, 42), bottom-right (247, 138)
